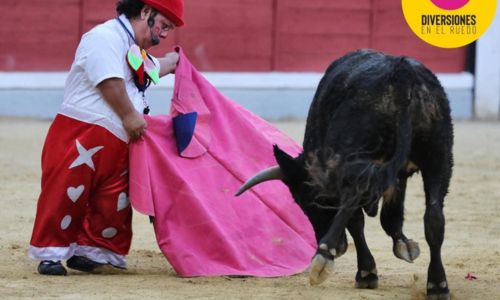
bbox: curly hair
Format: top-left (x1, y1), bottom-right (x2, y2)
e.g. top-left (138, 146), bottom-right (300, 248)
top-left (116, 0), bottom-right (145, 18)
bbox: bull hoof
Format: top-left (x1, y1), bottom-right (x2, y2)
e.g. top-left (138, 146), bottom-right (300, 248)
top-left (426, 294), bottom-right (451, 300)
top-left (394, 239), bottom-right (420, 263)
top-left (309, 253), bottom-right (334, 285)
top-left (427, 281), bottom-right (450, 300)
top-left (355, 269), bottom-right (378, 289)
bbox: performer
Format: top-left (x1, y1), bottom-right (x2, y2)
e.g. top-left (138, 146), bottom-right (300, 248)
top-left (28, 0), bottom-right (184, 275)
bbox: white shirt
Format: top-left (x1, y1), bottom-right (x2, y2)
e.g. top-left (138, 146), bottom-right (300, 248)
top-left (60, 15), bottom-right (148, 142)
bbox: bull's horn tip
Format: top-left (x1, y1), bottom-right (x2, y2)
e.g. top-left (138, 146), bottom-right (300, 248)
top-left (234, 188), bottom-right (246, 197)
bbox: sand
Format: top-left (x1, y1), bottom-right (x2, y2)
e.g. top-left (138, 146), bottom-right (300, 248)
top-left (0, 118), bottom-right (499, 299)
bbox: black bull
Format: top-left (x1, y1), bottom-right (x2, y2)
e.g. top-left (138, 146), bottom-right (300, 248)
top-left (237, 49), bottom-right (453, 300)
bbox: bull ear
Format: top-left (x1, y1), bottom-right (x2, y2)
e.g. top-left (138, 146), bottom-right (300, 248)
top-left (273, 145), bottom-right (305, 184)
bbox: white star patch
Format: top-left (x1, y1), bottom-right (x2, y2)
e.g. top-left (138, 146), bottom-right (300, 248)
top-left (69, 139), bottom-right (104, 171)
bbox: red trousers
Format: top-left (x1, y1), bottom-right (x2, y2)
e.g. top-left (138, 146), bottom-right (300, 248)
top-left (29, 114), bottom-right (132, 267)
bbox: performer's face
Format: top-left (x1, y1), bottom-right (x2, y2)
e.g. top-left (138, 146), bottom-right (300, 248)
top-left (140, 9), bottom-right (176, 49)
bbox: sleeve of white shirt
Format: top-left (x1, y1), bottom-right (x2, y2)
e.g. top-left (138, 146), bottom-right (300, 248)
top-left (79, 28), bottom-right (125, 87)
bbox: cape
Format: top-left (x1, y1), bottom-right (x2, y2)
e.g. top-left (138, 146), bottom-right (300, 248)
top-left (129, 48), bottom-right (315, 277)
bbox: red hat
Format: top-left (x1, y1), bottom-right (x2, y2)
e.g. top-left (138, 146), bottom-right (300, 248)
top-left (142, 0), bottom-right (184, 27)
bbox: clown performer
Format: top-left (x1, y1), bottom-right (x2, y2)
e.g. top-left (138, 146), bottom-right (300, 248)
top-left (28, 0), bottom-right (184, 275)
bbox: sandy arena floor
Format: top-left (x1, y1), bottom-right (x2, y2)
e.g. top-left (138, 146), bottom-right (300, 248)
top-left (0, 117), bottom-right (499, 299)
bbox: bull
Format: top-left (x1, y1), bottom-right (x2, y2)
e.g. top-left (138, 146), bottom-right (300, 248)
top-left (236, 49), bottom-right (453, 300)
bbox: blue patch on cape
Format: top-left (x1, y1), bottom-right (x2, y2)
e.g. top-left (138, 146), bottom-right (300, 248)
top-left (173, 112), bottom-right (198, 155)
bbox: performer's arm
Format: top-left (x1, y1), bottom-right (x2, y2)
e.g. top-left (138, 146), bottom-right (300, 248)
top-left (97, 78), bottom-right (147, 141)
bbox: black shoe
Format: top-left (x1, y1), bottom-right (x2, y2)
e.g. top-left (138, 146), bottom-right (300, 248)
top-left (66, 255), bottom-right (104, 273)
top-left (38, 260), bottom-right (67, 276)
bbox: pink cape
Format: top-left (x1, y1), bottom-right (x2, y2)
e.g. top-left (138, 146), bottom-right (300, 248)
top-left (129, 48), bottom-right (315, 277)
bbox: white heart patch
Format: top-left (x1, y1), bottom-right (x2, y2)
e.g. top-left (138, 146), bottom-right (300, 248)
top-left (117, 192), bottom-right (129, 212)
top-left (67, 185), bottom-right (84, 203)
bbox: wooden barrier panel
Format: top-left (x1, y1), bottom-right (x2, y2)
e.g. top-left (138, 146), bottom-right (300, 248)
top-left (372, 0), bottom-right (465, 72)
top-left (274, 0), bottom-right (372, 71)
top-left (0, 0), bottom-right (81, 71)
top-left (174, 0), bottom-right (274, 71)
top-left (0, 0), bottom-right (466, 73)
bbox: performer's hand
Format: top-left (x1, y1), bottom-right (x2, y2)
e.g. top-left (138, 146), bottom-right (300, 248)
top-left (97, 78), bottom-right (147, 141)
top-left (123, 110), bottom-right (147, 141)
top-left (159, 51), bottom-right (180, 76)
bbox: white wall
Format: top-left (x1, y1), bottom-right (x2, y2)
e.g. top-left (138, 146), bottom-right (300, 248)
top-left (475, 4), bottom-right (500, 119)
top-left (0, 72), bottom-right (474, 120)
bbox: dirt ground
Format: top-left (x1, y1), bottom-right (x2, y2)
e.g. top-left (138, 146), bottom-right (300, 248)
top-left (0, 117), bottom-right (499, 299)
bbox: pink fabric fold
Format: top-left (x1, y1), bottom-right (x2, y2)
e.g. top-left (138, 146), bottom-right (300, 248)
top-left (129, 48), bottom-right (315, 277)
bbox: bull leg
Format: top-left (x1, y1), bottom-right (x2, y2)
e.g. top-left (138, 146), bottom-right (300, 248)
top-left (380, 176), bottom-right (420, 263)
top-left (347, 208), bottom-right (378, 289)
top-left (336, 230), bottom-right (348, 258)
top-left (309, 208), bottom-right (354, 285)
top-left (421, 153), bottom-right (452, 300)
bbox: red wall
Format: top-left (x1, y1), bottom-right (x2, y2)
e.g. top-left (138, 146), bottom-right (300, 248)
top-left (371, 0), bottom-right (465, 72)
top-left (0, 0), bottom-right (81, 71)
top-left (274, 1), bottom-right (373, 71)
top-left (0, 0), bottom-right (466, 72)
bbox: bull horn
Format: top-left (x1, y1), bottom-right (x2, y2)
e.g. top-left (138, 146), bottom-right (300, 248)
top-left (235, 165), bottom-right (283, 196)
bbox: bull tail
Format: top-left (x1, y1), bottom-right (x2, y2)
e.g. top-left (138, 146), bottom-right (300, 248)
top-left (324, 58), bottom-right (414, 214)
top-left (378, 56), bottom-right (415, 187)
top-left (335, 111), bottom-right (411, 214)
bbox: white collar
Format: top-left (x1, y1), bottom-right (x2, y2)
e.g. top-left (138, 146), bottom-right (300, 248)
top-left (117, 14), bottom-right (136, 42)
